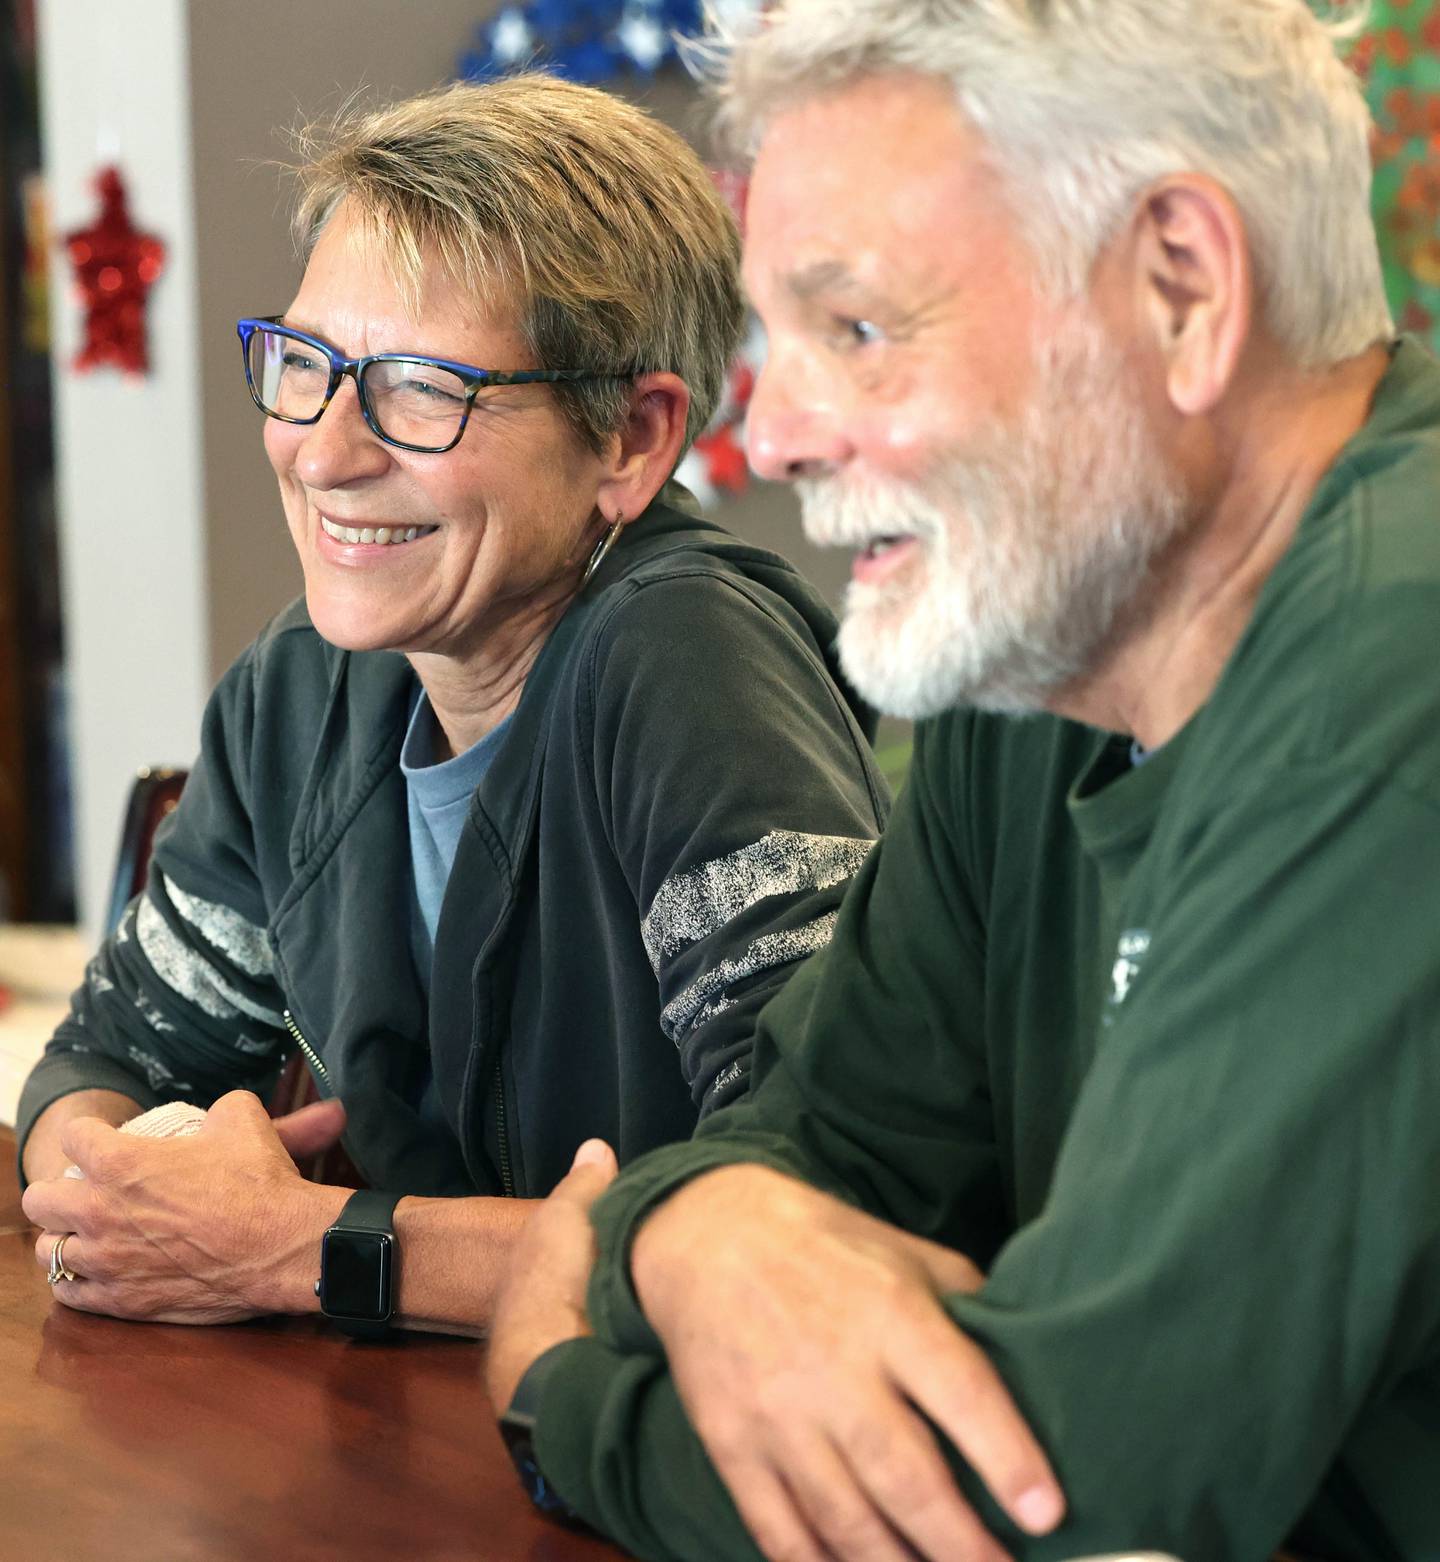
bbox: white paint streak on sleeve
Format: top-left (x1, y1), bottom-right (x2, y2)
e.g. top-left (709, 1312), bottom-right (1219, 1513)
top-left (163, 875), bottom-right (273, 977)
top-left (136, 895), bottom-right (284, 1028)
top-left (660, 911), bottom-right (839, 1045)
top-left (125, 1043), bottom-right (193, 1095)
top-left (234, 1033), bottom-right (281, 1056)
top-left (705, 1056), bottom-right (746, 1104)
top-left (133, 993), bottom-right (178, 1035)
top-left (642, 831), bottom-right (873, 974)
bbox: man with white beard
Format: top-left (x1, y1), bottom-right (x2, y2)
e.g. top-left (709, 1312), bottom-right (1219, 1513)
top-left (811, 306), bottom-right (1189, 720)
top-left (483, 3), bottom-right (1440, 1559)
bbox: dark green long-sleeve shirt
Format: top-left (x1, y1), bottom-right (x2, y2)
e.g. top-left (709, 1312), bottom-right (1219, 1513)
top-left (530, 339), bottom-right (1440, 1560)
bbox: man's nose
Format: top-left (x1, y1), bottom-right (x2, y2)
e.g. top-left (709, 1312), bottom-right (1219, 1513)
top-left (746, 350), bottom-right (854, 483)
top-left (293, 377), bottom-right (391, 488)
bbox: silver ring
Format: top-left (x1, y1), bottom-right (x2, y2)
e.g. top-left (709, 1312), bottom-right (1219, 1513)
top-left (46, 1233), bottom-right (77, 1286)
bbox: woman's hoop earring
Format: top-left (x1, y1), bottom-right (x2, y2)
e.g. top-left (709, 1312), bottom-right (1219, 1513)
top-left (582, 514), bottom-right (625, 589)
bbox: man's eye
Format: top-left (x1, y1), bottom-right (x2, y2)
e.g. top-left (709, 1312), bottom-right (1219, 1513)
top-left (832, 316), bottom-right (883, 349)
top-left (281, 350), bottom-right (326, 375)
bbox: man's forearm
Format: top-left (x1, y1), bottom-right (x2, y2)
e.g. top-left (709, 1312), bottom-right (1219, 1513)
top-left (22, 1090), bottom-right (144, 1184)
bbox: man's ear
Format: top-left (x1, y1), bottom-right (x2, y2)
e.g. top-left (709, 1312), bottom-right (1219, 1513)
top-left (1131, 174), bottom-right (1253, 417)
top-left (595, 371), bottom-right (691, 521)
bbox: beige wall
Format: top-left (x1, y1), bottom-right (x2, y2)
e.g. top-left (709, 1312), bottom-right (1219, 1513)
top-left (188, 0), bottom-right (506, 683)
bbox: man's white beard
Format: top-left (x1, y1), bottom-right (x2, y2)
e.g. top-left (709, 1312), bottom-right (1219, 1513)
top-left (800, 312), bottom-right (1192, 720)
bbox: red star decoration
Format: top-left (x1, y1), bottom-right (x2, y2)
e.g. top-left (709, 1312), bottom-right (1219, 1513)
top-left (696, 426), bottom-right (752, 493)
top-left (65, 166), bottom-right (166, 376)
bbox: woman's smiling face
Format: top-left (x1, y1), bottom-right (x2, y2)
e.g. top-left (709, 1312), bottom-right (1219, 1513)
top-left (264, 201), bottom-right (610, 663)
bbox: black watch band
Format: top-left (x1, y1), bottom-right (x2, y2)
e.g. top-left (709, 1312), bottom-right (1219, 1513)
top-left (316, 1188), bottom-right (402, 1340)
top-left (498, 1350), bottom-right (593, 1531)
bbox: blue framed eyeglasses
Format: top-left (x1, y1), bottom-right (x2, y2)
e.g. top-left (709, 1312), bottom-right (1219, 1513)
top-left (237, 316), bottom-right (626, 454)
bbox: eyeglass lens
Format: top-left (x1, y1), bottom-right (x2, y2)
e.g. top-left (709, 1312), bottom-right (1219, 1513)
top-left (246, 324), bottom-right (470, 450)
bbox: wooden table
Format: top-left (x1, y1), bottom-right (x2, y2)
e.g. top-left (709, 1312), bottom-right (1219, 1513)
top-left (0, 1127), bottom-right (625, 1562)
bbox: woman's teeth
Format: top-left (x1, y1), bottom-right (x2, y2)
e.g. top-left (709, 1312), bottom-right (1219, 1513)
top-left (320, 517), bottom-right (437, 546)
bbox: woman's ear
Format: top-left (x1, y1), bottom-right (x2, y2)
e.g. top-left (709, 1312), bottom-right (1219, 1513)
top-left (595, 372), bottom-right (691, 520)
top-left (1131, 174), bottom-right (1253, 417)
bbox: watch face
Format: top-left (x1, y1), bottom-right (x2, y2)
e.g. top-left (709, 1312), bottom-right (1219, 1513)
top-left (321, 1229), bottom-right (393, 1322)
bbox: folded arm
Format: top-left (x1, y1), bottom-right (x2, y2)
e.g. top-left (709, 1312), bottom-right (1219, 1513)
top-left (24, 1089), bottom-right (540, 1330)
top-left (516, 740), bottom-right (1440, 1560)
top-left (502, 720), bottom-right (1051, 1560)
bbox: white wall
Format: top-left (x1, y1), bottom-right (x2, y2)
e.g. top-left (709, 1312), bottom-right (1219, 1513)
top-left (37, 0), bottom-right (208, 938)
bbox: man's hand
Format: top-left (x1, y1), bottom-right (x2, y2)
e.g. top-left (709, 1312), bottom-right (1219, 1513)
top-left (271, 1096), bottom-right (348, 1163)
top-left (486, 1138), bottom-right (619, 1411)
top-left (631, 1165), bottom-right (1065, 1562)
top-left (22, 1090), bottom-right (349, 1324)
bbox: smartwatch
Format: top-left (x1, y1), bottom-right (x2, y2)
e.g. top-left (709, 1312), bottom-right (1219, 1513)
top-left (498, 1350), bottom-right (593, 1531)
top-left (315, 1189), bottom-right (402, 1339)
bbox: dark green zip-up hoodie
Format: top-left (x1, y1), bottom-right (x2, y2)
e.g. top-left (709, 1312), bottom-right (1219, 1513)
top-left (18, 502), bottom-right (889, 1197)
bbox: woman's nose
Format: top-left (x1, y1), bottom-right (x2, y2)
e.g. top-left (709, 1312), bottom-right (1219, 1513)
top-left (291, 377), bottom-right (392, 488)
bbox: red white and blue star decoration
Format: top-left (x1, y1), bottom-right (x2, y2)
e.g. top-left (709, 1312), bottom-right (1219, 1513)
top-left (460, 1), bottom-right (760, 83)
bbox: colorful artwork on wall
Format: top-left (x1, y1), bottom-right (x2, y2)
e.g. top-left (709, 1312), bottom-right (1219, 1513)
top-left (1355, 2), bottom-right (1440, 350)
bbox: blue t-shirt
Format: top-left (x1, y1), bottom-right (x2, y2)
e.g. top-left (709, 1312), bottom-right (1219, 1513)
top-left (400, 687), bottom-right (512, 989)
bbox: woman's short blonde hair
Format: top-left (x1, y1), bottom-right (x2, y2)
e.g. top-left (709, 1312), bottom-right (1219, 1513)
top-left (291, 74), bottom-right (744, 454)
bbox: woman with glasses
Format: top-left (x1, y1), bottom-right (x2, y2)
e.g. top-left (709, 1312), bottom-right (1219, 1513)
top-left (18, 75), bottom-right (886, 1334)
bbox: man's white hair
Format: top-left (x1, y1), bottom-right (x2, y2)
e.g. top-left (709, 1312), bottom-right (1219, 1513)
top-left (699, 0), bottom-right (1393, 368)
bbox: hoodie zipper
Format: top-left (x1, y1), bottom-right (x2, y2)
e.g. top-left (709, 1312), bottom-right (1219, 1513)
top-left (288, 1002), bottom-right (503, 1195)
top-left (282, 1008), bottom-right (331, 1093)
top-left (281, 1006), bottom-right (380, 1189)
top-left (493, 1055), bottom-right (514, 1196)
